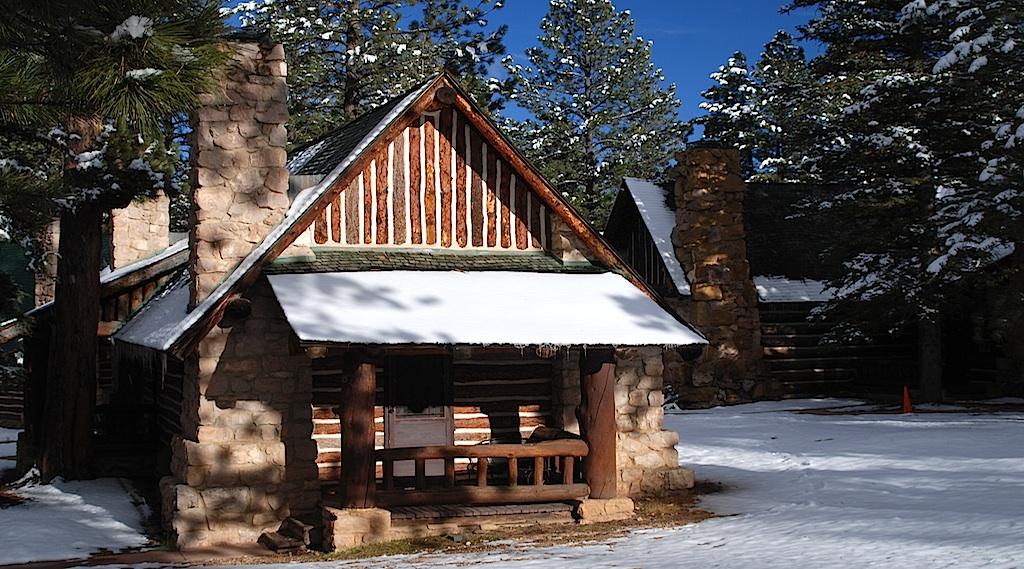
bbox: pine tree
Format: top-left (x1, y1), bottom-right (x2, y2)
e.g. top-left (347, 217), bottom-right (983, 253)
top-left (0, 0), bottom-right (226, 478)
top-left (228, 0), bottom-right (509, 145)
top-left (750, 31), bottom-right (814, 182)
top-left (696, 51), bottom-right (761, 178)
top-left (504, 0), bottom-right (689, 227)
top-left (783, 0), bottom-right (1023, 399)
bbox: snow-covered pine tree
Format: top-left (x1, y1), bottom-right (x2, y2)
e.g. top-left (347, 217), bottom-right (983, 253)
top-left (785, 0), bottom-right (1023, 399)
top-left (0, 0), bottom-right (226, 478)
top-left (696, 51), bottom-right (761, 178)
top-left (750, 31), bottom-right (815, 182)
top-left (503, 0), bottom-right (688, 227)
top-left (229, 0), bottom-right (509, 145)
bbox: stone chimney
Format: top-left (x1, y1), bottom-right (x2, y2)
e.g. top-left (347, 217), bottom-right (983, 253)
top-left (110, 192), bottom-right (170, 269)
top-left (188, 40), bottom-right (289, 308)
top-left (672, 143), bottom-right (765, 403)
top-left (165, 39), bottom-right (320, 550)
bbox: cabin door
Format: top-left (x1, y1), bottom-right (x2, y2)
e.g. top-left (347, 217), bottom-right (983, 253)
top-left (384, 354), bottom-right (454, 477)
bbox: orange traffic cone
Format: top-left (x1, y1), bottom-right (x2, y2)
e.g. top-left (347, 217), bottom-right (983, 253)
top-left (902, 385), bottom-right (913, 414)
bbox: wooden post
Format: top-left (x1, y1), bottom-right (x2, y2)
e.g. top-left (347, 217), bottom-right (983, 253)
top-left (580, 349), bottom-right (617, 499)
top-left (340, 350), bottom-right (377, 508)
top-left (477, 459), bottom-right (488, 487)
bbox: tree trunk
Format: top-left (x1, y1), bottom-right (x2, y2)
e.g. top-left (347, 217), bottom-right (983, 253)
top-left (39, 203), bottom-right (103, 480)
top-left (343, 4), bottom-right (364, 119)
top-left (39, 117), bottom-right (103, 481)
top-left (918, 316), bottom-right (943, 403)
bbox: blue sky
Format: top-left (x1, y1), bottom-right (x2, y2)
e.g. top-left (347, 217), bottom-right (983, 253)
top-left (225, 1), bottom-right (818, 126)
top-left (491, 1), bottom-right (819, 123)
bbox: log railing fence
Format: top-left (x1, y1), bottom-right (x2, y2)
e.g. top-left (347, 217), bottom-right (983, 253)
top-left (373, 439), bottom-right (590, 507)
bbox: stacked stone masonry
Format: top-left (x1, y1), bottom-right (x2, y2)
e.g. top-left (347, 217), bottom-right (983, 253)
top-left (670, 146), bottom-right (767, 405)
top-left (613, 347), bottom-right (694, 497)
top-left (165, 279), bottom-right (320, 548)
top-left (188, 41), bottom-right (290, 306)
top-left (110, 191), bottom-right (170, 269)
top-left (163, 41), bottom-right (320, 549)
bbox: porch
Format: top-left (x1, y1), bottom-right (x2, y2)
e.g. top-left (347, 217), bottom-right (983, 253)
top-left (314, 346), bottom-right (619, 507)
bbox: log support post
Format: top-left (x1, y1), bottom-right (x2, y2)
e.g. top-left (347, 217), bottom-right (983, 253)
top-left (340, 349), bottom-right (378, 508)
top-left (580, 348), bottom-right (617, 499)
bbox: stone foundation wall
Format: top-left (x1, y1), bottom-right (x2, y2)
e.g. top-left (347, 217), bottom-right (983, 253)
top-left (164, 278), bottom-right (319, 548)
top-left (613, 347), bottom-right (694, 497)
top-left (110, 192), bottom-right (170, 269)
top-left (671, 145), bottom-right (766, 405)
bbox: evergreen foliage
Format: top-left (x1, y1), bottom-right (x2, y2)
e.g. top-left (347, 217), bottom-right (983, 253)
top-left (750, 31), bottom-right (815, 182)
top-left (779, 0), bottom-right (1023, 335)
top-left (0, 0), bottom-right (227, 479)
top-left (696, 51), bottom-right (760, 178)
top-left (503, 0), bottom-right (689, 228)
top-left (228, 0), bottom-right (510, 145)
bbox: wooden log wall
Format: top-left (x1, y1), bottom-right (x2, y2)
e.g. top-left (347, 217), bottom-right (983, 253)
top-left (0, 387), bottom-right (23, 428)
top-left (311, 349), bottom-right (556, 483)
top-left (761, 301), bottom-right (918, 397)
top-left (301, 110), bottom-right (552, 251)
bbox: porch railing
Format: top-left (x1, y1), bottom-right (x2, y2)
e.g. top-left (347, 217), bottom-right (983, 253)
top-left (374, 439), bottom-right (590, 507)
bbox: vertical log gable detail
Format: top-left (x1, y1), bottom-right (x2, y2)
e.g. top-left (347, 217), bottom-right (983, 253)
top-left (299, 109), bottom-right (551, 252)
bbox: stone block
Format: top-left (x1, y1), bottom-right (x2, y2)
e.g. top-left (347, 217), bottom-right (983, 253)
top-left (323, 508), bottom-right (392, 552)
top-left (574, 498), bottom-right (635, 524)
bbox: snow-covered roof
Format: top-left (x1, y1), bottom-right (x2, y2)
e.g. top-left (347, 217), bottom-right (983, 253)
top-left (621, 178), bottom-right (690, 295)
top-left (24, 239), bottom-right (188, 318)
top-left (112, 273), bottom-right (189, 350)
top-left (267, 271), bottom-right (705, 347)
top-left (754, 276), bottom-right (834, 303)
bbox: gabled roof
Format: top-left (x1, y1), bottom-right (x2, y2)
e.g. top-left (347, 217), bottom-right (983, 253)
top-left (130, 73), bottom-right (702, 356)
top-left (1, 240), bottom-right (188, 346)
top-left (128, 79), bottom-right (434, 355)
top-left (608, 178), bottom-right (843, 303)
top-left (286, 86), bottom-right (425, 176)
top-left (620, 177), bottom-right (690, 295)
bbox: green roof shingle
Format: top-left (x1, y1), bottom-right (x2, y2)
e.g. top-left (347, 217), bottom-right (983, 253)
top-left (266, 248), bottom-right (606, 275)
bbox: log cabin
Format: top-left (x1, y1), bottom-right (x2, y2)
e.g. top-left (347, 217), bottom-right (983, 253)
top-left (14, 41), bottom-right (706, 550)
top-left (604, 144), bottom-right (1022, 406)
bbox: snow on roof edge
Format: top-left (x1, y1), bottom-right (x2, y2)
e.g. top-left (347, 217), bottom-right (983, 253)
top-left (622, 177), bottom-right (691, 295)
top-left (268, 271), bottom-right (706, 347)
top-left (23, 239), bottom-right (188, 318)
top-left (754, 275), bottom-right (835, 303)
top-left (154, 79), bottom-right (435, 353)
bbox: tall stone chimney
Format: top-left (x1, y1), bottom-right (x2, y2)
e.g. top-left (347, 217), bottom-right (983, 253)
top-left (164, 39), bottom-right (319, 550)
top-left (188, 40), bottom-right (289, 307)
top-left (672, 143), bottom-right (765, 403)
top-left (110, 192), bottom-right (170, 269)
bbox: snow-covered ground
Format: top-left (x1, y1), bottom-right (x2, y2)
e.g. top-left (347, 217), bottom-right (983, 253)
top-left (0, 475), bottom-right (152, 565)
top-left (206, 399), bottom-right (1024, 569)
top-left (2, 400), bottom-right (1022, 568)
